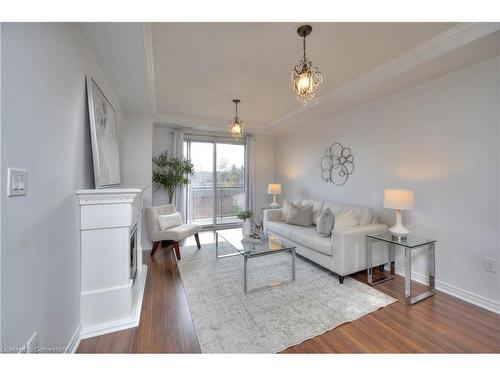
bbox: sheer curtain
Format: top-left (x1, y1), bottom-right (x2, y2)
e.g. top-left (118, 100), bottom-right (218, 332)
top-left (245, 135), bottom-right (255, 215)
top-left (172, 129), bottom-right (186, 222)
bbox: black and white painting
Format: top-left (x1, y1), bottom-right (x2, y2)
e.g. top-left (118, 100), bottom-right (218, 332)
top-left (86, 76), bottom-right (121, 188)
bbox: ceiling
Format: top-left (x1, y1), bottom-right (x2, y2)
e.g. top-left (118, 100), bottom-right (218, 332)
top-left (77, 22), bottom-right (500, 133)
top-left (152, 23), bottom-right (457, 126)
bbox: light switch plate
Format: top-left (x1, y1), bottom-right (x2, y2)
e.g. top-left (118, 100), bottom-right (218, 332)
top-left (7, 168), bottom-right (27, 197)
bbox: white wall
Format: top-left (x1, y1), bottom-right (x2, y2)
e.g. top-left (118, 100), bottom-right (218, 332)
top-left (274, 56), bottom-right (500, 312)
top-left (253, 136), bottom-right (275, 221)
top-left (121, 113), bottom-right (154, 249)
top-left (0, 22), bottom-right (3, 349)
top-left (1, 23), bottom-right (122, 350)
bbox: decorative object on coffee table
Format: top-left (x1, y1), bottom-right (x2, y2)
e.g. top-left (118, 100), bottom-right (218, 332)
top-left (237, 210), bottom-right (253, 236)
top-left (383, 189), bottom-right (414, 240)
top-left (86, 76), bottom-right (121, 188)
top-left (267, 183), bottom-right (282, 208)
top-left (366, 232), bottom-right (435, 305)
top-left (321, 143), bottom-right (354, 186)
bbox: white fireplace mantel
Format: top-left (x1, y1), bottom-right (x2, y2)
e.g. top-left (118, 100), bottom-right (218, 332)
top-left (76, 188), bottom-right (148, 339)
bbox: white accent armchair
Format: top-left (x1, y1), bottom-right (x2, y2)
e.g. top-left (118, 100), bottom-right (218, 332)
top-left (145, 204), bottom-right (201, 260)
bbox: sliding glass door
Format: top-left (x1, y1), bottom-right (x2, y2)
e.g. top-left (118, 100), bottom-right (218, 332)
top-left (185, 137), bottom-right (246, 228)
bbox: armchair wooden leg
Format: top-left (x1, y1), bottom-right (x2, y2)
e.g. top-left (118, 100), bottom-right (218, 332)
top-left (173, 241), bottom-right (181, 260)
top-left (150, 241), bottom-right (160, 256)
top-left (194, 233), bottom-right (201, 249)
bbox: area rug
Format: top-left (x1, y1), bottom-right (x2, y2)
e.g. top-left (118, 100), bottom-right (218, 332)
top-left (177, 242), bottom-right (396, 353)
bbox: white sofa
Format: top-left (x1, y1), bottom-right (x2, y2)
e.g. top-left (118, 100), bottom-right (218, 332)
top-left (263, 199), bottom-right (389, 283)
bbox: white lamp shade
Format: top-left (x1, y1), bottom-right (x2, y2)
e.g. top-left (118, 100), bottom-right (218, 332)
top-left (267, 183), bottom-right (282, 195)
top-left (384, 189), bottom-right (414, 210)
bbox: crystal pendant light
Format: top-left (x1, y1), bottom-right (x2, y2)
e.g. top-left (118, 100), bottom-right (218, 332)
top-left (228, 99), bottom-right (244, 139)
top-left (291, 25), bottom-right (323, 104)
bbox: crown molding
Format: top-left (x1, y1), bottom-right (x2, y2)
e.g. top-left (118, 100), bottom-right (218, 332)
top-left (141, 22), bottom-right (157, 114)
top-left (266, 22), bottom-right (500, 132)
top-left (154, 112), bottom-right (268, 134)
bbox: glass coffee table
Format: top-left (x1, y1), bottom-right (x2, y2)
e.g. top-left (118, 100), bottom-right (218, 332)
top-left (216, 228), bottom-right (296, 293)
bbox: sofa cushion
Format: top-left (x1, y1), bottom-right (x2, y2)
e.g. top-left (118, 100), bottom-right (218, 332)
top-left (289, 226), bottom-right (333, 256)
top-left (163, 223), bottom-right (201, 241)
top-left (267, 221), bottom-right (294, 238)
top-left (322, 201), bottom-right (373, 225)
top-left (299, 199), bottom-right (324, 225)
top-left (333, 209), bottom-right (359, 230)
top-left (286, 203), bottom-right (313, 227)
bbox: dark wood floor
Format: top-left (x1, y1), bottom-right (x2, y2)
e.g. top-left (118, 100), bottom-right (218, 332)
top-left (77, 231), bottom-right (500, 353)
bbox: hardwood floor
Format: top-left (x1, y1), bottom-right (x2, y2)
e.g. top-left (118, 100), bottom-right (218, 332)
top-left (77, 232), bottom-right (500, 353)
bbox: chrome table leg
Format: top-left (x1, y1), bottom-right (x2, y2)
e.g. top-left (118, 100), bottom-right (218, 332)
top-left (367, 237), bottom-right (395, 285)
top-left (390, 243), bottom-right (395, 277)
top-left (366, 237), bottom-right (373, 284)
top-left (404, 244), bottom-right (436, 305)
top-left (405, 247), bottom-right (412, 304)
top-left (244, 256), bottom-right (248, 293)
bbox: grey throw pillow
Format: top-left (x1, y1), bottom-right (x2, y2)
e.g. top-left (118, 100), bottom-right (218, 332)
top-left (316, 208), bottom-right (334, 237)
top-left (286, 203), bottom-right (313, 227)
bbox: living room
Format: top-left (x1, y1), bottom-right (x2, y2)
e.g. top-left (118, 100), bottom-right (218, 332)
top-left (1, 0), bottom-right (500, 372)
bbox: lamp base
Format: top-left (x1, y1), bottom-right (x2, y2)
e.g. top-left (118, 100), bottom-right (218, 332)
top-left (389, 209), bottom-right (410, 240)
top-left (270, 194), bottom-right (279, 209)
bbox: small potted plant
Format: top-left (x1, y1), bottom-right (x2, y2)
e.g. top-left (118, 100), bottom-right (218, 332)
top-left (237, 210), bottom-right (253, 236)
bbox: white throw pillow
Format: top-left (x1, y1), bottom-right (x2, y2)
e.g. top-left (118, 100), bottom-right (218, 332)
top-left (280, 199), bottom-right (300, 221)
top-left (333, 210), bottom-right (359, 230)
top-left (157, 212), bottom-right (183, 231)
top-left (286, 203), bottom-right (313, 227)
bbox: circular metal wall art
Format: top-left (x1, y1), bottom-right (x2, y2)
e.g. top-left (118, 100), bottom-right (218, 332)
top-left (321, 143), bottom-right (354, 186)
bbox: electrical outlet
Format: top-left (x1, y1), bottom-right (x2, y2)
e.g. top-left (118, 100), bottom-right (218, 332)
top-left (484, 258), bottom-right (497, 273)
top-left (26, 332), bottom-right (39, 353)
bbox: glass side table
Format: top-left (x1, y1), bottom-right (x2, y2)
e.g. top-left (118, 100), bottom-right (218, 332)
top-left (366, 232), bottom-right (436, 305)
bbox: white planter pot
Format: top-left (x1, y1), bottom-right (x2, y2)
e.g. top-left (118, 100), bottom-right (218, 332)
top-left (242, 219), bottom-right (251, 236)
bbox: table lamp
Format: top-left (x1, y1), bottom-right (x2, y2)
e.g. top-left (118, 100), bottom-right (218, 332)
top-left (383, 189), bottom-right (414, 240)
top-left (268, 183), bottom-right (282, 208)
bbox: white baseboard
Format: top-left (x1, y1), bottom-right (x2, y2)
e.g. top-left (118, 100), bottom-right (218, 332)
top-left (141, 242), bottom-right (152, 251)
top-left (65, 325), bottom-right (81, 353)
top-left (394, 265), bottom-right (500, 315)
top-left (79, 265), bottom-right (148, 340)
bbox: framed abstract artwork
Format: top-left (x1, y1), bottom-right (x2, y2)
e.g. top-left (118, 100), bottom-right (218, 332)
top-left (86, 76), bottom-right (121, 188)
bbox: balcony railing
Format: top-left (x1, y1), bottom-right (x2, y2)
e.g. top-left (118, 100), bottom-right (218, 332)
top-left (187, 185), bottom-right (245, 226)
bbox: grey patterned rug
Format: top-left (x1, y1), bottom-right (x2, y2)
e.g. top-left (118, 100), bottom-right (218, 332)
top-left (177, 243), bottom-right (396, 353)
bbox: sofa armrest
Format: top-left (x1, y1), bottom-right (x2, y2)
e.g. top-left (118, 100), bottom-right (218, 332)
top-left (263, 209), bottom-right (282, 232)
top-left (333, 223), bottom-right (387, 238)
top-left (332, 223), bottom-right (389, 276)
top-left (263, 209), bottom-right (282, 222)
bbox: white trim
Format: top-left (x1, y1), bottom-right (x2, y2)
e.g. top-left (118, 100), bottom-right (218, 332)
top-left (79, 265), bottom-right (148, 340)
top-left (394, 265), bottom-right (500, 315)
top-left (81, 281), bottom-right (133, 297)
top-left (141, 244), bottom-right (152, 252)
top-left (267, 22), bottom-right (500, 131)
top-left (65, 325), bottom-right (81, 354)
top-left (76, 188), bottom-right (142, 205)
top-left (141, 23), bottom-right (156, 113)
top-left (154, 112), bottom-right (268, 134)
